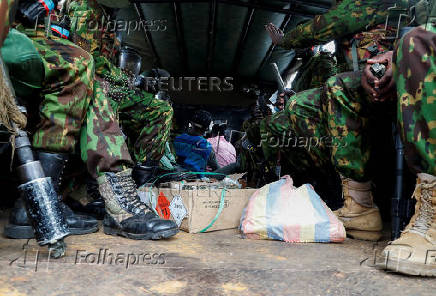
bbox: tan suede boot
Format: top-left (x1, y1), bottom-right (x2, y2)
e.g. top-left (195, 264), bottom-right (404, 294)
top-left (334, 176), bottom-right (382, 241)
top-left (379, 173), bottom-right (436, 276)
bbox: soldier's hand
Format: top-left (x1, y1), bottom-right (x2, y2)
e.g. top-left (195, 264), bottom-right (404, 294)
top-left (362, 51), bottom-right (395, 102)
top-left (265, 23), bottom-right (284, 45)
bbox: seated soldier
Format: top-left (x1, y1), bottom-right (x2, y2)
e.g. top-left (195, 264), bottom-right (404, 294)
top-left (367, 14), bottom-right (436, 276)
top-left (4, 1), bottom-right (178, 241)
top-left (66, 0), bottom-right (174, 187)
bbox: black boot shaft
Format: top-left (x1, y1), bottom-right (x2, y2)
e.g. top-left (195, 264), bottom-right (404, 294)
top-left (36, 151), bottom-right (69, 193)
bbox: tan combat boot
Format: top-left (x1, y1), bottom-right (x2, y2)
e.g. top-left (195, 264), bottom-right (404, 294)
top-left (334, 176), bottom-right (383, 241)
top-left (380, 173), bottom-right (436, 276)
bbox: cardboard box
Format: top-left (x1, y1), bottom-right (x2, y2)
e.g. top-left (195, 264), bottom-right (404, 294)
top-left (139, 183), bottom-right (256, 233)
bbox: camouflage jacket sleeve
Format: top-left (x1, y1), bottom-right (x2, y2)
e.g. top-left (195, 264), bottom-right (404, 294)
top-left (280, 0), bottom-right (403, 49)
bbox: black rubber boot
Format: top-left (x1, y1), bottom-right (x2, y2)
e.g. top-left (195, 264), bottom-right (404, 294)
top-left (65, 176), bottom-right (106, 220)
top-left (132, 160), bottom-right (160, 187)
top-left (4, 198), bottom-right (99, 239)
top-left (37, 152), bottom-right (99, 234)
top-left (98, 169), bottom-right (179, 240)
top-left (4, 152), bottom-right (99, 239)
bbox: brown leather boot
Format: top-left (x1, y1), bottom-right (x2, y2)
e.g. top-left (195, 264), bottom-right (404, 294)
top-left (334, 176), bottom-right (382, 241)
top-left (379, 173), bottom-right (436, 276)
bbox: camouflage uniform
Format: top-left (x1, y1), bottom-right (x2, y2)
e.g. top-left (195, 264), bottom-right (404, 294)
top-left (259, 72), bottom-right (374, 181)
top-left (281, 0), bottom-right (402, 71)
top-left (257, 0), bottom-right (407, 182)
top-left (394, 23), bottom-right (436, 176)
top-left (68, 0), bottom-right (173, 164)
top-left (292, 52), bottom-right (337, 93)
top-left (8, 20), bottom-right (132, 178)
top-left (20, 30), bottom-right (93, 155)
top-left (80, 79), bottom-right (133, 178)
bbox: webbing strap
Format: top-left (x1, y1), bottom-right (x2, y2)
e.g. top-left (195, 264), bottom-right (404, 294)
top-left (351, 39), bottom-right (359, 72)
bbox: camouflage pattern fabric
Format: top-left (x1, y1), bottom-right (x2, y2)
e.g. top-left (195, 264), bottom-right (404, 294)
top-left (18, 27), bottom-right (130, 177)
top-left (68, 0), bottom-right (117, 63)
top-left (280, 0), bottom-right (404, 71)
top-left (29, 36), bottom-right (94, 154)
top-left (259, 71), bottom-right (376, 182)
top-left (68, 0), bottom-right (174, 165)
top-left (394, 23), bottom-right (436, 175)
top-left (281, 0), bottom-right (399, 49)
top-left (80, 79), bottom-right (133, 178)
top-left (292, 52), bottom-right (337, 92)
top-left (117, 89), bottom-right (173, 164)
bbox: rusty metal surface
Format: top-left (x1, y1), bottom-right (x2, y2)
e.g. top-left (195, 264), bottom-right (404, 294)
top-left (0, 216), bottom-right (435, 296)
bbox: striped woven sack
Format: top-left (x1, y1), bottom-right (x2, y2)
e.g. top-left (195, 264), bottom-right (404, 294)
top-left (240, 175), bottom-right (345, 243)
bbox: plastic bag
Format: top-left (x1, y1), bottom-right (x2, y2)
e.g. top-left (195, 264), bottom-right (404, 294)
top-left (240, 175), bottom-right (345, 243)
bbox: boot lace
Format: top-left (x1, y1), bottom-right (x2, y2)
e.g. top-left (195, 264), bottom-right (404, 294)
top-left (408, 182), bottom-right (435, 236)
top-left (117, 174), bottom-right (151, 215)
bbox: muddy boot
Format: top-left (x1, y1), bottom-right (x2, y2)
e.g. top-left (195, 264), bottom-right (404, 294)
top-left (334, 176), bottom-right (382, 241)
top-left (379, 173), bottom-right (436, 276)
top-left (98, 169), bottom-right (179, 240)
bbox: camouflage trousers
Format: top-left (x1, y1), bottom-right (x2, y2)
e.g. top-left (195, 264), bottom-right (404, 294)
top-left (395, 24), bottom-right (436, 176)
top-left (259, 71), bottom-right (375, 182)
top-left (292, 52), bottom-right (337, 93)
top-left (29, 36), bottom-right (93, 154)
top-left (260, 23), bottom-right (436, 181)
top-left (93, 56), bottom-right (174, 165)
top-left (25, 35), bottom-right (131, 178)
top-left (80, 79), bottom-right (133, 178)
top-left (115, 91), bottom-right (173, 164)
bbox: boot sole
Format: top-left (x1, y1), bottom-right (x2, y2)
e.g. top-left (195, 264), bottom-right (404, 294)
top-left (346, 229), bottom-right (382, 241)
top-left (3, 224), bottom-right (99, 239)
top-left (103, 226), bottom-right (179, 240)
top-left (377, 257), bottom-right (436, 277)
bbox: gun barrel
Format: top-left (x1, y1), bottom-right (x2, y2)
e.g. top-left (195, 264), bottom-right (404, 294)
top-left (270, 63), bottom-right (285, 94)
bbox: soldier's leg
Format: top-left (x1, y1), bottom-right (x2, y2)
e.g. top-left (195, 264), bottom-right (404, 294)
top-left (117, 91), bottom-right (174, 185)
top-left (74, 79), bottom-right (133, 219)
top-left (381, 24), bottom-right (436, 276)
top-left (5, 36), bottom-right (98, 239)
top-left (82, 83), bottom-right (178, 240)
top-left (260, 87), bottom-right (332, 178)
top-left (30, 37), bottom-right (92, 153)
top-left (80, 79), bottom-right (133, 179)
top-left (324, 71), bottom-right (373, 181)
top-left (324, 71), bottom-right (383, 241)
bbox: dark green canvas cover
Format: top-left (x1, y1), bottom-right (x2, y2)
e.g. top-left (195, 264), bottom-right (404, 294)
top-left (1, 29), bottom-right (44, 98)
